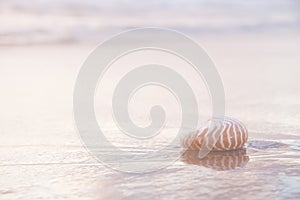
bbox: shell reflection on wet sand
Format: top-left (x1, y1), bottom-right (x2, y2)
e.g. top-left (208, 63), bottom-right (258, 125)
top-left (181, 149), bottom-right (249, 171)
top-left (181, 117), bottom-right (248, 151)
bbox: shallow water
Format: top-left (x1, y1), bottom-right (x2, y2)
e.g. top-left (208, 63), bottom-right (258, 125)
top-left (0, 34), bottom-right (300, 199)
top-left (1, 139), bottom-right (299, 200)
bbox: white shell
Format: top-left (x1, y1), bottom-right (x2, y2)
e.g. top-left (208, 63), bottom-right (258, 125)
top-left (181, 117), bottom-right (248, 151)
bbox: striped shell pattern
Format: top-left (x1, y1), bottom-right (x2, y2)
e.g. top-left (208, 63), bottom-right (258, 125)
top-left (181, 117), bottom-right (248, 151)
top-left (181, 149), bottom-right (249, 171)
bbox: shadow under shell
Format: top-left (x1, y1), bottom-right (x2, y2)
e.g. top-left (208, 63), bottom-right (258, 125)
top-left (181, 149), bottom-right (249, 171)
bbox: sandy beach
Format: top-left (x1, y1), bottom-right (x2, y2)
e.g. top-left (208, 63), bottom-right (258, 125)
top-left (0, 33), bottom-right (299, 199)
top-left (1, 0), bottom-right (300, 199)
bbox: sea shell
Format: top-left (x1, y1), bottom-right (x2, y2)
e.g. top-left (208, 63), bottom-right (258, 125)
top-left (181, 117), bottom-right (248, 151)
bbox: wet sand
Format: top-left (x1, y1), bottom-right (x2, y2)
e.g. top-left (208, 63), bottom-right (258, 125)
top-left (0, 33), bottom-right (300, 199)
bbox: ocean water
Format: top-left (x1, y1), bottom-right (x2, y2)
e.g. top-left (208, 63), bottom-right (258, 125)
top-left (0, 0), bottom-right (299, 45)
top-left (0, 1), bottom-right (300, 199)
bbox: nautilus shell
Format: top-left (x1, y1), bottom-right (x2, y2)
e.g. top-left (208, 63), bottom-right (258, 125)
top-left (181, 117), bottom-right (248, 151)
top-left (181, 149), bottom-right (249, 171)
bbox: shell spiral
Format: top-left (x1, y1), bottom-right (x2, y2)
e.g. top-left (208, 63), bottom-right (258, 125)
top-left (181, 117), bottom-right (248, 151)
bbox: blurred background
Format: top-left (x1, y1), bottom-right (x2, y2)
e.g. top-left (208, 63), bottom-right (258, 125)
top-left (1, 0), bottom-right (299, 142)
top-left (0, 0), bottom-right (299, 45)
